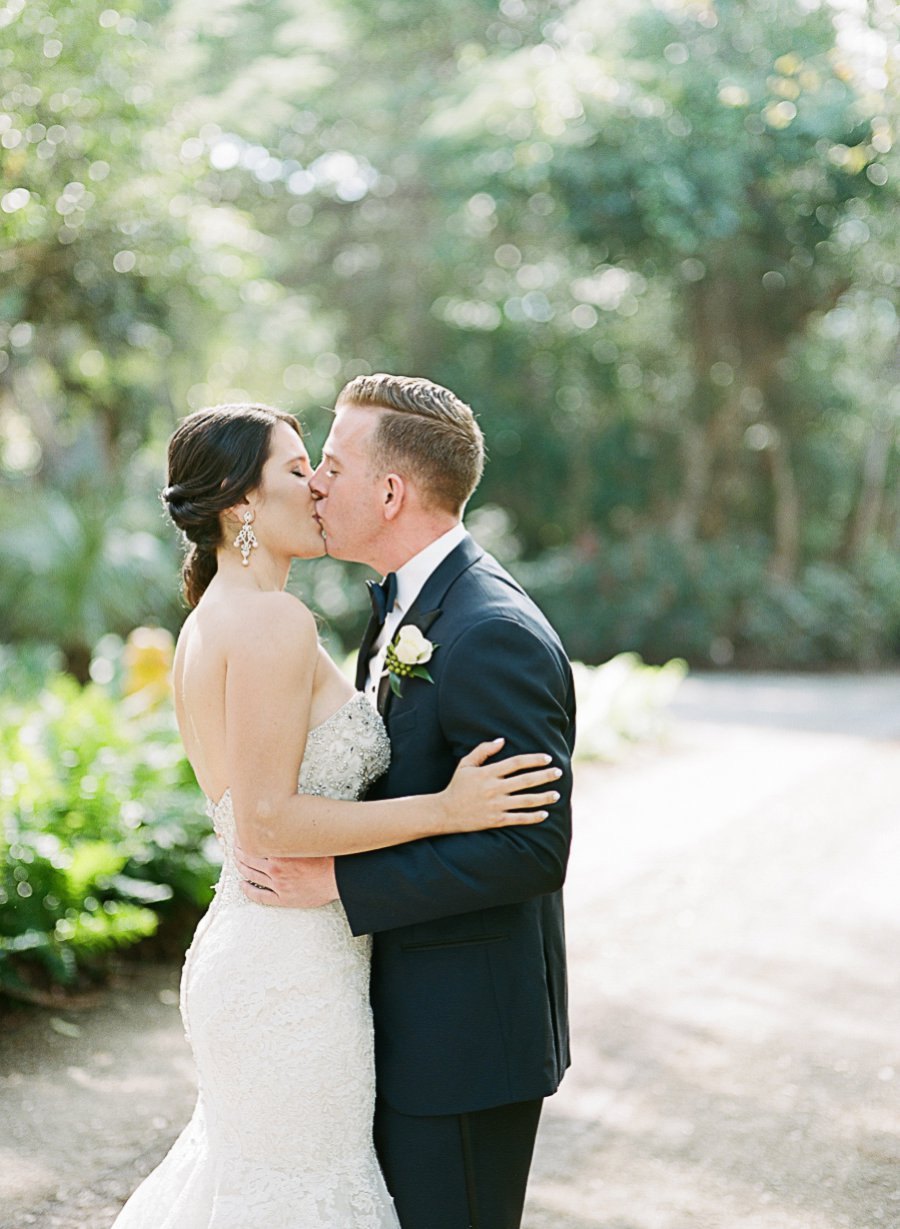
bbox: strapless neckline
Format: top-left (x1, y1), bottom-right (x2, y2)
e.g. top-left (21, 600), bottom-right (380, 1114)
top-left (206, 692), bottom-right (371, 815)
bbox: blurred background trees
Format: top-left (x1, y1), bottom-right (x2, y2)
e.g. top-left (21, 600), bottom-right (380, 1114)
top-left (1, 0), bottom-right (898, 671)
top-left (1, 0), bottom-right (897, 998)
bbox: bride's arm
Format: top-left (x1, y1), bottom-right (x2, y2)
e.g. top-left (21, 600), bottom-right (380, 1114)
top-left (226, 593), bottom-right (559, 858)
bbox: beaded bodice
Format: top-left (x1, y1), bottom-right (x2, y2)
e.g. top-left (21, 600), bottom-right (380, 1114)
top-left (205, 692), bottom-right (390, 905)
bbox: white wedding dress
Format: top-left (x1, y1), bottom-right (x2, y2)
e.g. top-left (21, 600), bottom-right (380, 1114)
top-left (112, 693), bottom-right (399, 1229)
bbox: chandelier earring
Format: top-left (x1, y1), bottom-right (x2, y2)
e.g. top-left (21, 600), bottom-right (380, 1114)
top-left (234, 509), bottom-right (259, 566)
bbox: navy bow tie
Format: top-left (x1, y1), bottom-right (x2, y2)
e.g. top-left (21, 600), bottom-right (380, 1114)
top-left (367, 571), bottom-right (398, 625)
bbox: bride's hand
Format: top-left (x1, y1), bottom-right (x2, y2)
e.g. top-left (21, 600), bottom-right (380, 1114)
top-left (441, 738), bottom-right (562, 833)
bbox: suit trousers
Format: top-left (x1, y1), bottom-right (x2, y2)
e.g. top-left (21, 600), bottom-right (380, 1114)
top-left (373, 1096), bottom-right (544, 1229)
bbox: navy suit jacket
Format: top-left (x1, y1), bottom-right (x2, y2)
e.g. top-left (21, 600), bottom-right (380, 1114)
top-left (335, 534), bottom-right (575, 1116)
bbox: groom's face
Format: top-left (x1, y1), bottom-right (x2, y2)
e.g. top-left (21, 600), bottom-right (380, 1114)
top-left (310, 403), bottom-right (385, 565)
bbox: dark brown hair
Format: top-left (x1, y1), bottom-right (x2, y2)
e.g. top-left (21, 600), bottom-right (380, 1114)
top-left (337, 373), bottom-right (484, 514)
top-left (161, 403), bottom-right (302, 607)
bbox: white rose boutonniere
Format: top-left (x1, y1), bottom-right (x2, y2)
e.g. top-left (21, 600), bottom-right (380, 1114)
top-left (383, 625), bottom-right (438, 697)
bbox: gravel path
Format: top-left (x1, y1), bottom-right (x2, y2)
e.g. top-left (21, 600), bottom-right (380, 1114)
top-left (2, 674), bottom-right (898, 1229)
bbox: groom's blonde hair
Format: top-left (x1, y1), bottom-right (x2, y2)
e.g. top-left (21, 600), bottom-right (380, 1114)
top-left (337, 373), bottom-right (484, 514)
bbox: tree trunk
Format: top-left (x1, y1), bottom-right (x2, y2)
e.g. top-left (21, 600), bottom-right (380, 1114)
top-left (62, 643), bottom-right (92, 685)
top-left (844, 413), bottom-right (896, 563)
top-left (766, 433), bottom-right (801, 581)
top-left (670, 418), bottom-right (712, 544)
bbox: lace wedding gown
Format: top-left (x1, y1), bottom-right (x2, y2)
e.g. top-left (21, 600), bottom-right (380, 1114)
top-left (112, 694), bottom-right (399, 1229)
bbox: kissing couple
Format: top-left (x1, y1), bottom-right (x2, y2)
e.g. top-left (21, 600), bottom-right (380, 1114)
top-left (112, 372), bottom-right (575, 1229)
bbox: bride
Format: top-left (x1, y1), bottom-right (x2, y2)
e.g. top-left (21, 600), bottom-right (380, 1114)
top-left (111, 403), bottom-right (560, 1229)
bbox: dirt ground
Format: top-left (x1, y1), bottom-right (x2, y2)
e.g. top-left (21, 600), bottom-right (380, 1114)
top-left (2, 673), bottom-right (899, 1229)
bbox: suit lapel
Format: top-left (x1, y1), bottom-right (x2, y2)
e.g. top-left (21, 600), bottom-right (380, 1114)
top-left (377, 535), bottom-right (483, 719)
top-left (355, 611), bottom-right (381, 692)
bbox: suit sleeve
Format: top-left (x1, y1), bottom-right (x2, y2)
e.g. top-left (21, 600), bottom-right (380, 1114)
top-left (334, 615), bottom-right (575, 936)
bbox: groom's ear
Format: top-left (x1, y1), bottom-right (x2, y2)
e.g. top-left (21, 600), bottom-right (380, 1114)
top-left (382, 473), bottom-right (405, 520)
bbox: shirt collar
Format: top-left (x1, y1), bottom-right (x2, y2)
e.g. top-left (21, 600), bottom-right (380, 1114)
top-left (392, 522), bottom-right (468, 616)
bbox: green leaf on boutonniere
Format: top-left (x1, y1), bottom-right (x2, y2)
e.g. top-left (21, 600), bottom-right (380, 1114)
top-left (384, 628), bottom-right (438, 698)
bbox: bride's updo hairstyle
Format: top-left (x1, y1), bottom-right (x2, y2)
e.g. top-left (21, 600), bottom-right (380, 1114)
top-left (162, 403), bottom-right (303, 607)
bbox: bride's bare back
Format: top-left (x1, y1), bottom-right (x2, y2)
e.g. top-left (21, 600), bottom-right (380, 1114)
top-left (172, 581), bottom-right (354, 808)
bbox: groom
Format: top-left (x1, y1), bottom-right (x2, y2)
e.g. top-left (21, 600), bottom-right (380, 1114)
top-left (243, 373), bottom-right (574, 1229)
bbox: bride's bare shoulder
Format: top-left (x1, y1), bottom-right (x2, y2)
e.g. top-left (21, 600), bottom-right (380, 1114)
top-left (195, 589), bottom-right (317, 655)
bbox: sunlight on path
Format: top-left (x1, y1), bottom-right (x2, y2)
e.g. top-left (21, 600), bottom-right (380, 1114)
top-left (526, 675), bottom-right (900, 1229)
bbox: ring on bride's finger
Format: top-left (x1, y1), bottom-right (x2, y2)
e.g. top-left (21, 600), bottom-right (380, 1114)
top-left (245, 879), bottom-right (268, 890)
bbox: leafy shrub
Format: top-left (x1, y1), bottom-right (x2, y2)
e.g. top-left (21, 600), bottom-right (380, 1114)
top-left (738, 561), bottom-right (894, 667)
top-left (0, 668), bottom-right (218, 1000)
top-left (516, 532), bottom-right (900, 669)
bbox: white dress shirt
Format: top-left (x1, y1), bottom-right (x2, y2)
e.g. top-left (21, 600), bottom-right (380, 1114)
top-left (365, 522), bottom-right (469, 702)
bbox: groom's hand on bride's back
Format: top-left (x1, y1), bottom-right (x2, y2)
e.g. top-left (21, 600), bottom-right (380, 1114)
top-left (235, 845), bottom-right (339, 908)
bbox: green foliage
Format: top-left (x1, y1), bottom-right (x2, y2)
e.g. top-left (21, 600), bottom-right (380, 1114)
top-left (1, 0), bottom-right (898, 669)
top-left (517, 529), bottom-right (900, 669)
top-left (740, 554), bottom-right (900, 667)
top-left (0, 480), bottom-right (181, 679)
top-left (0, 670), bottom-right (217, 998)
top-left (424, 0), bottom-right (898, 572)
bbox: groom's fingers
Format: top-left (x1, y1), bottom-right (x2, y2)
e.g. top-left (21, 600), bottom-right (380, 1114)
top-left (240, 880), bottom-right (278, 904)
top-left (236, 856), bottom-right (273, 886)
